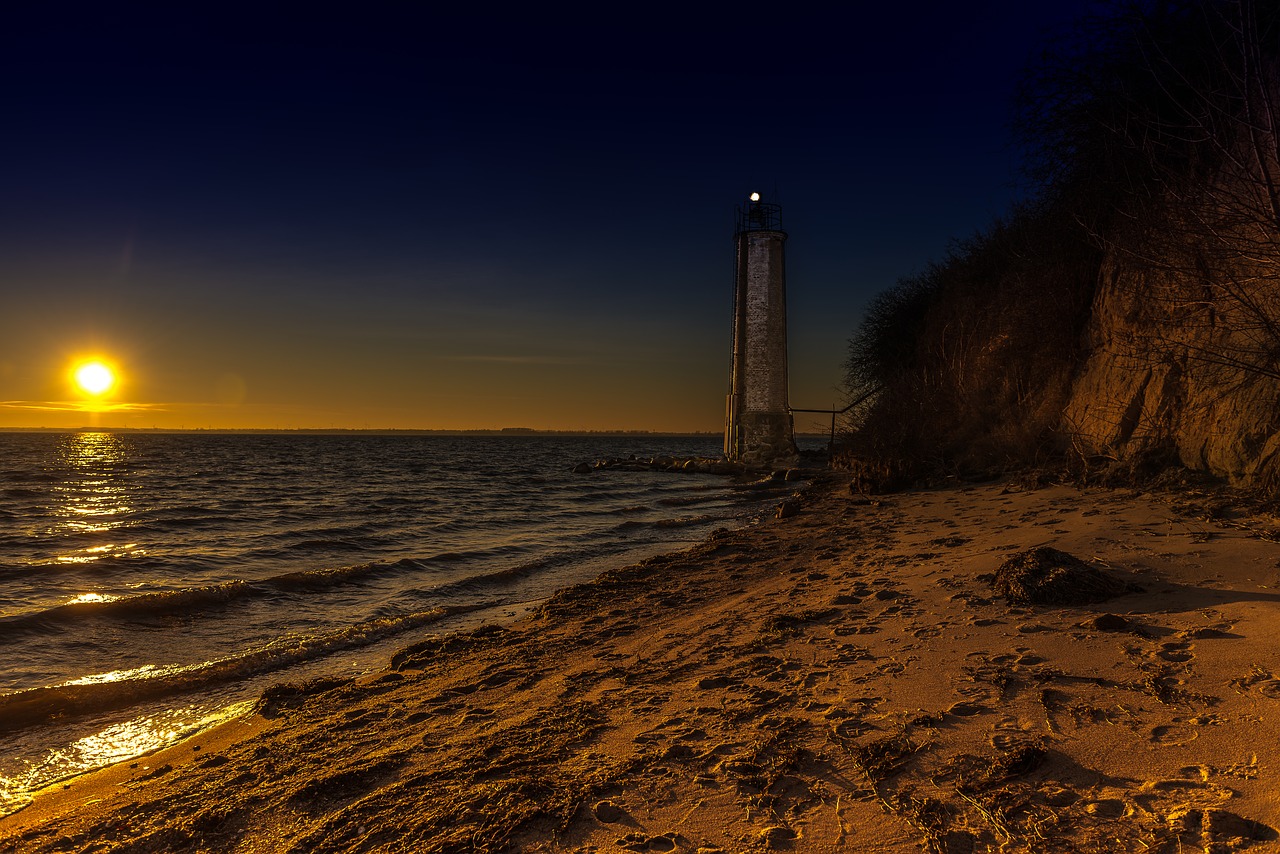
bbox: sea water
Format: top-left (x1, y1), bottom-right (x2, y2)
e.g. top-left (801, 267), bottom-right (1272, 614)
top-left (0, 432), bottom-right (786, 813)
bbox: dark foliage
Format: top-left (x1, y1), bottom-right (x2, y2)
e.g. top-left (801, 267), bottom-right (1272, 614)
top-left (840, 202), bottom-right (1099, 479)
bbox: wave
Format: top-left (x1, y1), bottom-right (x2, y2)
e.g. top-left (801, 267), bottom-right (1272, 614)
top-left (0, 471), bottom-right (58, 484)
top-left (607, 505), bottom-right (651, 515)
top-left (0, 553), bottom-right (188, 584)
top-left (0, 566), bottom-right (392, 635)
top-left (285, 538), bottom-right (373, 553)
top-left (2, 488), bottom-right (42, 499)
top-left (656, 494), bottom-right (713, 507)
top-left (0, 604), bottom-right (482, 735)
top-left (429, 555), bottom-right (559, 593)
top-left (0, 543), bottom-right (544, 635)
top-left (130, 515), bottom-right (228, 532)
top-left (0, 580), bottom-right (255, 635)
top-left (615, 514), bottom-right (718, 532)
top-left (265, 558), bottom-right (424, 592)
top-left (127, 505), bottom-right (224, 522)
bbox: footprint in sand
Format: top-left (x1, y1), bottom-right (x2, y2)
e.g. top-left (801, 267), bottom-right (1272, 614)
top-left (1158, 641), bottom-right (1194, 663)
top-left (616, 832), bottom-right (680, 852)
top-left (1151, 723), bottom-right (1198, 745)
top-left (956, 683), bottom-right (1003, 706)
top-left (1168, 808), bottom-right (1278, 848)
top-left (593, 800), bottom-right (626, 823)
top-left (1038, 786), bottom-right (1079, 807)
top-left (1133, 778), bottom-right (1234, 814)
top-left (832, 718), bottom-right (875, 739)
top-left (1083, 799), bottom-right (1128, 818)
top-left (989, 727), bottom-right (1040, 753)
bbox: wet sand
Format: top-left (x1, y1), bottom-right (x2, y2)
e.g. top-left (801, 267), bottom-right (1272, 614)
top-left (5, 473), bottom-right (1280, 852)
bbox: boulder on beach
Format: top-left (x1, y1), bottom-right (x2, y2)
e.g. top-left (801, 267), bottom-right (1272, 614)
top-left (992, 547), bottom-right (1139, 607)
top-left (776, 499), bottom-right (800, 519)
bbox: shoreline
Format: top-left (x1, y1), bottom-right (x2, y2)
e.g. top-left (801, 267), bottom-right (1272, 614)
top-left (0, 447), bottom-right (788, 817)
top-left (5, 473), bottom-right (1280, 851)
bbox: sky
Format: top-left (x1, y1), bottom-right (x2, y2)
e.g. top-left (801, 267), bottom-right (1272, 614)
top-left (0, 2), bottom-right (1098, 432)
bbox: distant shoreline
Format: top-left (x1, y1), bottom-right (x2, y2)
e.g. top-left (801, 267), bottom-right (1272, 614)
top-left (0, 427), bottom-right (831, 438)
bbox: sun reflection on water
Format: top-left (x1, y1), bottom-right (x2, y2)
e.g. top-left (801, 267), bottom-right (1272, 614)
top-left (67, 664), bottom-right (166, 686)
top-left (63, 591), bottom-right (121, 605)
top-left (51, 432), bottom-right (143, 564)
top-left (0, 701), bottom-right (253, 817)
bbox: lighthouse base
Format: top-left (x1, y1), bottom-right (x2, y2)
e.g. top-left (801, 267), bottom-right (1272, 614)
top-left (728, 411), bottom-right (799, 468)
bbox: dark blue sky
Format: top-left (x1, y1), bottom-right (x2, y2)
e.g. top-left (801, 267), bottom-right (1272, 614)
top-left (1, 3), bottom-right (1098, 430)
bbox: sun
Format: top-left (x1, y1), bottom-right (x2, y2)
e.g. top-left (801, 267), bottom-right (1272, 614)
top-left (74, 361), bottom-right (116, 396)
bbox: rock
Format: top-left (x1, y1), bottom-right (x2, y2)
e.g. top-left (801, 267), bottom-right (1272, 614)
top-left (1086, 613), bottom-right (1132, 632)
top-left (992, 547), bottom-right (1139, 607)
top-left (571, 462), bottom-right (592, 474)
top-left (776, 500), bottom-right (800, 519)
top-left (784, 468), bottom-right (804, 481)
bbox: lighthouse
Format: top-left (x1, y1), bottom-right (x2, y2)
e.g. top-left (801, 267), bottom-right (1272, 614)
top-left (724, 193), bottom-right (798, 466)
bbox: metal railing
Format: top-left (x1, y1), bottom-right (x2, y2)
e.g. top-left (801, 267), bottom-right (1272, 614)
top-left (789, 386), bottom-right (882, 454)
top-left (735, 200), bottom-right (783, 233)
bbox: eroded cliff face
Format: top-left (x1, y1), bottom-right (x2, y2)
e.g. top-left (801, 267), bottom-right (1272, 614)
top-left (1063, 257), bottom-right (1280, 490)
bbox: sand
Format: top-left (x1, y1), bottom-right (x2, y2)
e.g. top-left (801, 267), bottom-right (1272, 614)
top-left (5, 472), bottom-right (1280, 853)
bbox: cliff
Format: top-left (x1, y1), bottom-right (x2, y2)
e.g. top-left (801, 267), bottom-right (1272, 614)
top-left (1064, 256), bottom-right (1280, 491)
top-left (842, 1), bottom-right (1280, 494)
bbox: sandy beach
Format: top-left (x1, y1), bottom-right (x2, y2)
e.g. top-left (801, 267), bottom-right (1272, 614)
top-left (5, 471), bottom-right (1280, 853)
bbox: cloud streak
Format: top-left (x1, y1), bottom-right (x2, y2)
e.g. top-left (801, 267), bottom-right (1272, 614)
top-left (442, 355), bottom-right (591, 365)
top-left (0, 401), bottom-right (170, 413)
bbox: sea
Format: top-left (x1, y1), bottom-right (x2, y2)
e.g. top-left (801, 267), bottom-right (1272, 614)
top-left (0, 431), bottom-right (799, 814)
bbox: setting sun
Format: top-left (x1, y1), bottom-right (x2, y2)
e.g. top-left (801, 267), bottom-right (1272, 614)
top-left (74, 362), bottom-right (116, 396)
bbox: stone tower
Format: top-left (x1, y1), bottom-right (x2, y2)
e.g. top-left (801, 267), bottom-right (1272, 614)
top-left (724, 193), bottom-right (798, 466)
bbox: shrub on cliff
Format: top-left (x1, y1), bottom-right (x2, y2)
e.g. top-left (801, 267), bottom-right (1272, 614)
top-left (839, 202), bottom-right (1098, 479)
